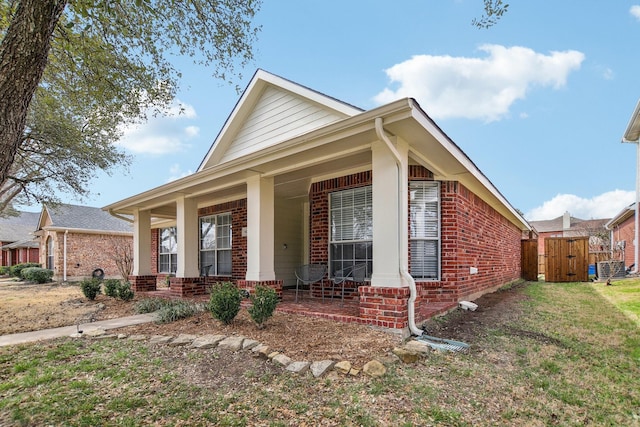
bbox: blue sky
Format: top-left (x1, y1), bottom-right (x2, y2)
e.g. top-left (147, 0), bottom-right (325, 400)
top-left (46, 1), bottom-right (640, 221)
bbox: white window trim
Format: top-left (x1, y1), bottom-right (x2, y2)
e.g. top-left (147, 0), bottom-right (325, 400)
top-left (410, 181), bottom-right (441, 280)
top-left (199, 212), bottom-right (232, 276)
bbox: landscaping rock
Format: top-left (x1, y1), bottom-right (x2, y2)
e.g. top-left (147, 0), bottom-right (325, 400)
top-left (242, 338), bottom-right (259, 350)
top-left (334, 360), bottom-right (351, 375)
top-left (272, 353), bottom-right (292, 367)
top-left (218, 336), bottom-right (244, 351)
top-left (128, 334), bottom-right (148, 341)
top-left (169, 334), bottom-right (197, 346)
top-left (150, 335), bottom-right (173, 345)
top-left (363, 360), bottom-right (386, 377)
top-left (310, 360), bottom-right (335, 378)
top-left (392, 347), bottom-right (420, 363)
top-left (286, 361), bottom-right (310, 373)
top-left (191, 334), bottom-right (225, 349)
top-left (404, 340), bottom-right (432, 354)
top-left (84, 328), bottom-right (106, 337)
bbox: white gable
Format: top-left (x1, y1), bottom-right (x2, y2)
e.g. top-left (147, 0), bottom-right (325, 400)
top-left (219, 86), bottom-right (346, 164)
top-left (198, 70), bottom-right (362, 171)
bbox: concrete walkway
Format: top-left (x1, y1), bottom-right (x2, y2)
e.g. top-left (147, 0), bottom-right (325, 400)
top-left (0, 313), bottom-right (158, 347)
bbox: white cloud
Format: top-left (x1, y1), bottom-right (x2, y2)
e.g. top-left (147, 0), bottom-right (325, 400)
top-left (602, 67), bottom-right (614, 80)
top-left (373, 44), bottom-right (585, 122)
top-left (631, 5), bottom-right (640, 21)
top-left (116, 99), bottom-right (200, 155)
top-left (166, 164), bottom-right (193, 182)
top-left (525, 190), bottom-right (635, 221)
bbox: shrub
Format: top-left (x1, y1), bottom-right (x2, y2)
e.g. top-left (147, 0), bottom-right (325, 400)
top-left (134, 298), bottom-right (171, 314)
top-left (103, 279), bottom-right (120, 298)
top-left (0, 266), bottom-right (9, 276)
top-left (80, 278), bottom-right (102, 301)
top-left (157, 300), bottom-right (204, 324)
top-left (209, 281), bottom-right (241, 325)
top-left (21, 267), bottom-right (53, 284)
top-left (10, 262), bottom-right (40, 278)
top-left (116, 281), bottom-right (135, 301)
top-left (248, 285), bottom-right (279, 329)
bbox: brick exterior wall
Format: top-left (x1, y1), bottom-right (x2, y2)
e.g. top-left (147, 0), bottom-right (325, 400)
top-left (47, 232), bottom-right (132, 281)
top-left (610, 214), bottom-right (636, 268)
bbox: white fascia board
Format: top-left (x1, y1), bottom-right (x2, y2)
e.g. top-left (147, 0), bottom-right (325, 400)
top-left (605, 204), bottom-right (635, 229)
top-left (623, 99), bottom-right (640, 143)
top-left (43, 227), bottom-right (133, 236)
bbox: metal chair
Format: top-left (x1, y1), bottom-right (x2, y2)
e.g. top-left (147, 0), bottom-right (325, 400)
top-left (294, 264), bottom-right (326, 302)
top-left (331, 263), bottom-right (366, 305)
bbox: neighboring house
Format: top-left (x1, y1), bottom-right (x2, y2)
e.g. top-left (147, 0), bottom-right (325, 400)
top-left (35, 204), bottom-right (133, 281)
top-left (529, 211), bottom-right (610, 256)
top-left (0, 211), bottom-right (40, 267)
top-left (605, 204), bottom-right (635, 269)
top-left (104, 70), bottom-right (532, 335)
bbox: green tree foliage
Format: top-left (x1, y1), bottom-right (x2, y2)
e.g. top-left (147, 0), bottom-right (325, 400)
top-left (0, 0), bottom-right (261, 214)
top-left (473, 0), bottom-right (509, 28)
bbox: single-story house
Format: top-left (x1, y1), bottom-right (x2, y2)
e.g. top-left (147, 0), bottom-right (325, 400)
top-left (0, 211), bottom-right (40, 267)
top-left (605, 204), bottom-right (635, 269)
top-left (35, 204), bottom-right (133, 281)
top-left (529, 211), bottom-right (610, 256)
top-left (105, 70), bottom-right (532, 335)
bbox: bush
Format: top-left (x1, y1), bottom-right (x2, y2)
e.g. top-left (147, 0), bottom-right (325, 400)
top-left (209, 281), bottom-right (241, 325)
top-left (21, 267), bottom-right (53, 284)
top-left (135, 298), bottom-right (171, 314)
top-left (103, 279), bottom-right (120, 298)
top-left (116, 281), bottom-right (135, 301)
top-left (157, 300), bottom-right (204, 324)
top-left (248, 285), bottom-right (279, 329)
top-left (9, 262), bottom-right (40, 278)
top-left (0, 266), bottom-right (9, 276)
top-left (80, 278), bottom-right (102, 301)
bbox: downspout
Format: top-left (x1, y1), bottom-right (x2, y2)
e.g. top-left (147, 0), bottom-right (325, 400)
top-left (63, 230), bottom-right (68, 282)
top-left (375, 117), bottom-right (423, 336)
top-left (108, 209), bottom-right (134, 223)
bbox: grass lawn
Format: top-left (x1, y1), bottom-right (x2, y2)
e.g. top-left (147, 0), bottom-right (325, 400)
top-left (1, 281), bottom-right (639, 426)
top-left (591, 276), bottom-right (640, 327)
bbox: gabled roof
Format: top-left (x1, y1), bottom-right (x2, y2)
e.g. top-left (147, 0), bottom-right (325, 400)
top-left (0, 211), bottom-right (40, 242)
top-left (38, 204), bottom-right (132, 234)
top-left (606, 203), bottom-right (635, 229)
top-left (198, 69), bottom-right (363, 171)
top-left (530, 214), bottom-right (609, 233)
top-left (1, 238), bottom-right (39, 250)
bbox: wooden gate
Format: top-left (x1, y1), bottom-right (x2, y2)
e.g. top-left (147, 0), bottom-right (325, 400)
top-left (521, 239), bottom-right (538, 281)
top-left (545, 237), bottom-right (589, 282)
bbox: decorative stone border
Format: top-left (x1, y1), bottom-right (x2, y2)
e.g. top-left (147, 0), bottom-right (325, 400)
top-left (76, 328), bottom-right (444, 378)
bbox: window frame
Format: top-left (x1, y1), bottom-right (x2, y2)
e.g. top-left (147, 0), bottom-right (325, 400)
top-left (199, 212), bottom-right (232, 277)
top-left (409, 181), bottom-right (441, 280)
top-left (328, 185), bottom-right (373, 279)
top-left (158, 226), bottom-right (177, 274)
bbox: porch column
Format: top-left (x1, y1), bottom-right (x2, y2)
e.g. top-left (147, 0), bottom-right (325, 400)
top-left (370, 138), bottom-right (409, 287)
top-left (132, 209), bottom-right (152, 276)
top-left (245, 174), bottom-right (276, 281)
top-left (176, 195), bottom-right (199, 278)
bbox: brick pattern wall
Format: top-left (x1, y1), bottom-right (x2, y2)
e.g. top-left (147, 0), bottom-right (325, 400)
top-left (129, 275), bottom-right (157, 292)
top-left (359, 286), bottom-right (410, 330)
top-left (237, 280), bottom-right (283, 299)
top-left (611, 214), bottom-right (636, 268)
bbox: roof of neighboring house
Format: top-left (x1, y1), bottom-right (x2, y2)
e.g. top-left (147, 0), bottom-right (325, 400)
top-left (38, 204), bottom-right (132, 234)
top-left (530, 214), bottom-right (609, 233)
top-left (1, 238), bottom-right (39, 250)
top-left (606, 203), bottom-right (635, 229)
top-left (0, 211), bottom-right (40, 242)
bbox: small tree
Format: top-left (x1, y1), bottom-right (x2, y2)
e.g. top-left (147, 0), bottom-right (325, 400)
top-left (107, 236), bottom-right (133, 280)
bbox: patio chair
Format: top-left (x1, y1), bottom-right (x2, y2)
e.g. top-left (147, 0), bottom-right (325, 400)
top-left (294, 264), bottom-right (326, 303)
top-left (331, 263), bottom-right (366, 306)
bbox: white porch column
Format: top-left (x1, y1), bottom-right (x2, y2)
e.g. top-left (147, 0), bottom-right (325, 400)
top-left (371, 138), bottom-right (409, 287)
top-left (245, 174), bottom-right (276, 281)
top-left (132, 209), bottom-right (151, 276)
top-left (176, 195), bottom-right (199, 278)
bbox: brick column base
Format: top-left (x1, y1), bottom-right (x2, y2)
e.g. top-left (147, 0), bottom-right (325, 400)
top-left (359, 286), bottom-right (410, 330)
top-left (128, 275), bottom-right (157, 292)
top-left (237, 280), bottom-right (283, 299)
top-left (168, 277), bottom-right (208, 297)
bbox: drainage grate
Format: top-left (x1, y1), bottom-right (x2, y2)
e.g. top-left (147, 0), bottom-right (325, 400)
top-left (415, 334), bottom-right (469, 352)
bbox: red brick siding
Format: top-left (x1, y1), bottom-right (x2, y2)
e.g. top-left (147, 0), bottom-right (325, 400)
top-left (611, 214), bottom-right (635, 268)
top-left (56, 232), bottom-right (132, 280)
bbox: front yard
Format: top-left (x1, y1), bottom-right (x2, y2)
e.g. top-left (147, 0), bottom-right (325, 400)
top-left (0, 279), bottom-right (639, 426)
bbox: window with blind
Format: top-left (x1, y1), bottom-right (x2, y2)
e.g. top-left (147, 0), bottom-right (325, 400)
top-left (159, 227), bottom-right (177, 273)
top-left (199, 213), bottom-right (232, 276)
top-left (329, 186), bottom-right (372, 278)
top-left (410, 181), bottom-right (440, 279)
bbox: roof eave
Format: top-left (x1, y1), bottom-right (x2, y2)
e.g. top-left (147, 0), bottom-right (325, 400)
top-left (623, 99), bottom-right (640, 143)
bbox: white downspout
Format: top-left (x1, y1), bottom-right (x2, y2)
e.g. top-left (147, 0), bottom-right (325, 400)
top-left (375, 117), bottom-right (423, 336)
top-left (63, 230), bottom-right (68, 282)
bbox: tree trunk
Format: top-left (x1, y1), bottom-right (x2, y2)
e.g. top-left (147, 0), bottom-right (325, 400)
top-left (0, 0), bottom-right (67, 186)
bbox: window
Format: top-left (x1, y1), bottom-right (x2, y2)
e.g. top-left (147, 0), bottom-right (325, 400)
top-left (158, 227), bottom-right (177, 273)
top-left (200, 213), bottom-right (232, 276)
top-left (329, 186), bottom-right (372, 278)
top-left (46, 237), bottom-right (54, 270)
top-left (410, 181), bottom-right (440, 279)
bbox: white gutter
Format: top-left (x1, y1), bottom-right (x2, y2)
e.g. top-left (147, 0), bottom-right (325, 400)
top-left (375, 117), bottom-right (423, 336)
top-left (622, 99), bottom-right (640, 274)
top-left (63, 230), bottom-right (68, 282)
top-left (108, 209), bottom-right (134, 223)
